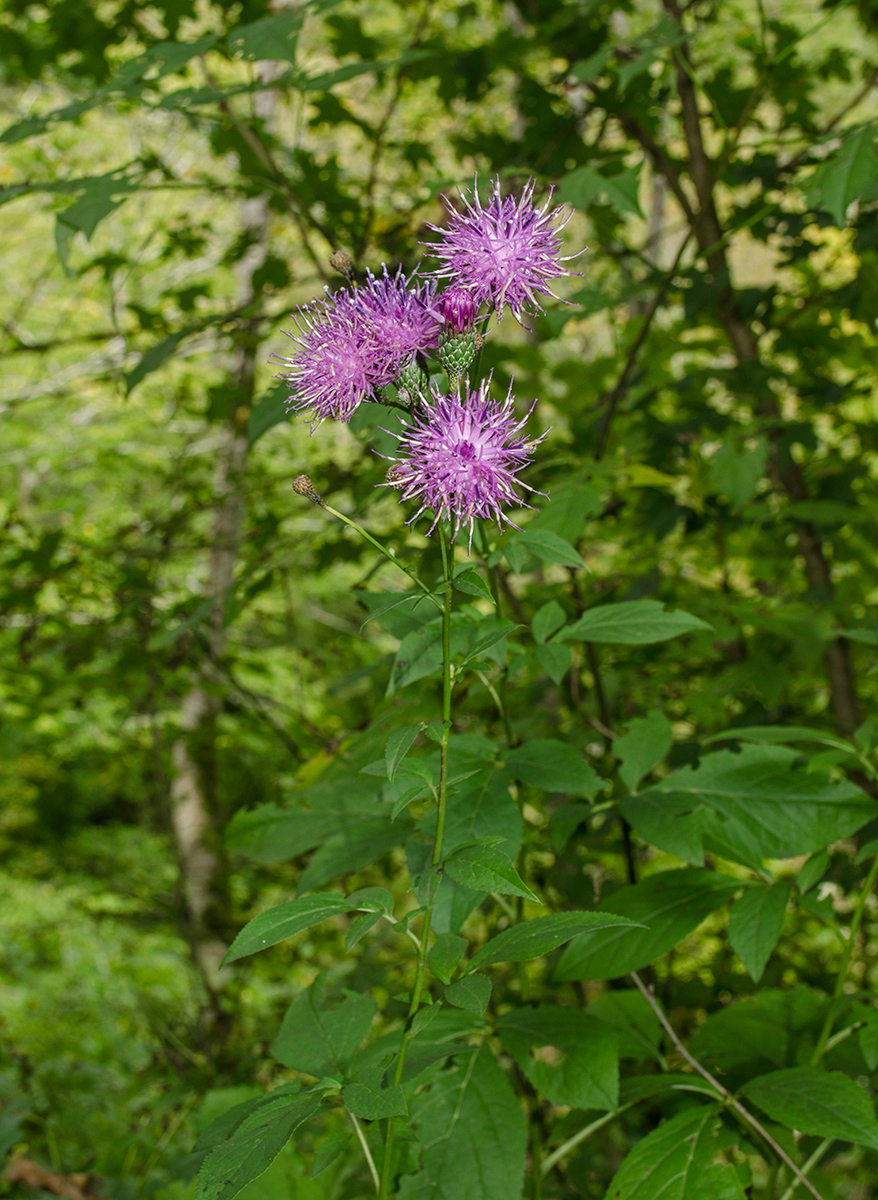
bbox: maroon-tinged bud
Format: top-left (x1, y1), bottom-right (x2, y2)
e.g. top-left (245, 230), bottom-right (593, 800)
top-left (440, 286), bottom-right (478, 334)
top-left (329, 249), bottom-right (355, 281)
top-left (293, 475), bottom-right (325, 507)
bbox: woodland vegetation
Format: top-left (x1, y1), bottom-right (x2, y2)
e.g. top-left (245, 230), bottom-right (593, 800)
top-left (3, 0), bottom-right (878, 1197)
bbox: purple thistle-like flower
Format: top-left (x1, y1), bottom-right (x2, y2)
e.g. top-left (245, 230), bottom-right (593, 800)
top-left (385, 378), bottom-right (545, 548)
top-left (356, 265), bottom-right (442, 362)
top-left (440, 286), bottom-right (478, 334)
top-left (276, 267), bottom-right (441, 425)
top-left (426, 176), bottom-right (576, 324)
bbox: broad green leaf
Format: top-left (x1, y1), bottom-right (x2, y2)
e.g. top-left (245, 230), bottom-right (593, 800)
top-left (296, 814), bottom-right (413, 892)
top-left (549, 803), bottom-right (592, 853)
top-left (193, 1084), bottom-right (301, 1153)
top-left (445, 974), bottom-right (492, 1016)
top-left (497, 1006), bottom-right (619, 1109)
top-left (504, 738), bottom-right (605, 797)
top-left (197, 1092), bottom-right (322, 1200)
top-left (536, 641), bottom-right (572, 684)
top-left (385, 725), bottom-right (420, 781)
top-left (558, 163), bottom-right (645, 218)
top-left (397, 1049), bottom-right (526, 1200)
top-left (532, 600), bottom-right (567, 643)
top-left (444, 844), bottom-right (541, 903)
top-left (343, 1081), bottom-right (407, 1119)
top-left (605, 1106), bottom-right (744, 1200)
top-left (742, 1067), bottom-right (878, 1149)
top-left (229, 11), bottom-right (303, 64)
top-left (223, 893), bottom-right (352, 963)
top-left (561, 600), bottom-right (712, 645)
top-left (615, 709), bottom-right (674, 791)
top-left (636, 745), bottom-right (875, 863)
top-left (728, 880), bottom-right (791, 981)
top-left (467, 912), bottom-right (639, 971)
top-left (510, 528), bottom-right (587, 569)
top-left (428, 933), bottom-right (467, 984)
top-left (272, 988), bottom-right (376, 1076)
top-left (806, 125), bottom-right (878, 225)
top-left (556, 868), bottom-right (740, 981)
top-left (588, 990), bottom-right (662, 1062)
top-left (309, 1132), bottom-right (351, 1179)
top-left (387, 617), bottom-right (443, 696)
top-left (248, 383), bottom-right (289, 447)
top-left (454, 568), bottom-right (494, 602)
top-left (619, 788), bottom-right (708, 864)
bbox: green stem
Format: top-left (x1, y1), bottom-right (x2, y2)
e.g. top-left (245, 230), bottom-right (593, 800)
top-left (378, 523), bottom-right (454, 1199)
top-left (323, 503), bottom-right (441, 612)
top-left (777, 1138), bottom-right (832, 1200)
top-left (811, 852), bottom-right (878, 1065)
top-left (540, 1105), bottom-right (635, 1177)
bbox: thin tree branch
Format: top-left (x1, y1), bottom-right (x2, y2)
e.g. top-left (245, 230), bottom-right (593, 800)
top-left (630, 972), bottom-right (823, 1200)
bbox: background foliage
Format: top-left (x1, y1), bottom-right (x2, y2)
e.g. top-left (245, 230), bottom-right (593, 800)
top-left (3, 0), bottom-right (878, 1197)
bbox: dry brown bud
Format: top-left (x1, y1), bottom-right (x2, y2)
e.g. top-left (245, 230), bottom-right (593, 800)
top-left (292, 475), bottom-right (325, 507)
top-left (329, 249), bottom-right (355, 281)
top-left (385, 465), bottom-right (406, 489)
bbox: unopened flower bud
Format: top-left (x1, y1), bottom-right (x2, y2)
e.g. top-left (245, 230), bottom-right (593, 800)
top-left (396, 357), bottom-right (429, 399)
top-left (440, 286), bottom-right (477, 334)
top-left (437, 329), bottom-right (478, 378)
top-left (329, 249), bottom-right (355, 281)
top-left (292, 474), bottom-right (325, 507)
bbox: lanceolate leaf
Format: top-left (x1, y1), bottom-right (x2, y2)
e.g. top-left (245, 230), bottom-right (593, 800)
top-left (728, 880), bottom-right (791, 982)
top-left (503, 738), bottom-right (605, 797)
top-left (385, 724), bottom-right (421, 781)
top-left (223, 893), bottom-right (353, 963)
top-left (444, 844), bottom-right (541, 903)
top-left (467, 911), bottom-right (640, 971)
top-left (196, 1092), bottom-right (323, 1200)
top-left (560, 600), bottom-right (712, 645)
top-left (742, 1067), bottom-right (878, 1150)
top-left (555, 869), bottom-right (741, 981)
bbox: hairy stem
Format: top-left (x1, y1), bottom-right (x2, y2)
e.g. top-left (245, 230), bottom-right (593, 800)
top-left (811, 852), bottom-right (878, 1065)
top-left (379, 525), bottom-right (454, 1198)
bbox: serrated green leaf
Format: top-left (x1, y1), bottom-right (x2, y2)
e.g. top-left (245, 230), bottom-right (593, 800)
top-left (561, 600), bottom-right (711, 645)
top-left (468, 911), bottom-right (639, 971)
top-left (536, 641), bottom-right (572, 684)
top-left (444, 844), bottom-right (541, 903)
top-left (196, 1092), bottom-right (322, 1200)
top-left (605, 1105), bottom-right (743, 1200)
top-left (229, 11), bottom-right (302, 64)
top-left (532, 600), bottom-right (567, 644)
top-left (742, 1067), bottom-right (878, 1149)
top-left (428, 933), bottom-right (467, 984)
top-left (728, 880), bottom-right (791, 982)
top-left (497, 1005), bottom-right (619, 1109)
top-left (343, 1081), bottom-right (407, 1119)
top-left (556, 868), bottom-right (740, 981)
top-left (272, 987), bottom-right (375, 1077)
top-left (444, 974), bottom-right (492, 1015)
top-left (223, 893), bottom-right (352, 963)
top-left (454, 568), bottom-right (494, 602)
top-left (385, 725), bottom-right (421, 781)
top-left (504, 738), bottom-right (604, 797)
top-left (615, 709), bottom-right (674, 791)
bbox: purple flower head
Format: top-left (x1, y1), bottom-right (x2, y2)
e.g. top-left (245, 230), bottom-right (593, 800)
top-left (276, 296), bottom-right (380, 425)
top-left (356, 266), bottom-right (442, 366)
top-left (426, 176), bottom-right (576, 324)
top-left (440, 286), bottom-right (478, 334)
top-left (385, 377), bottom-right (545, 549)
top-left (276, 267), bottom-right (441, 425)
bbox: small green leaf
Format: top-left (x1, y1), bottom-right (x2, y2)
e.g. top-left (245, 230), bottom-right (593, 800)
top-left (345, 911), bottom-right (382, 951)
top-left (558, 162), bottom-right (645, 218)
top-left (511, 529), bottom-right (587, 569)
top-left (229, 11), bottom-right (302, 63)
top-left (561, 600), bottom-right (711, 645)
top-left (707, 725), bottom-right (854, 755)
top-left (497, 1006), bottom-right (619, 1110)
top-left (454, 568), bottom-right (495, 602)
top-left (797, 851), bottom-right (829, 894)
top-left (445, 974), bottom-right (492, 1015)
top-left (346, 886), bottom-right (393, 913)
top-left (467, 912), bottom-right (639, 971)
top-left (343, 1082), bottom-right (408, 1119)
top-left (444, 844), bottom-right (541, 903)
top-left (548, 803), bottom-right (592, 852)
top-left (742, 1067), bottom-right (878, 1149)
top-left (728, 880), bottom-right (791, 982)
top-left (532, 600), bottom-right (567, 644)
top-left (309, 1132), bottom-right (351, 1179)
top-left (223, 893), bottom-right (352, 964)
top-left (615, 709), bottom-right (673, 791)
top-left (806, 125), bottom-right (878, 226)
top-left (536, 642), bottom-right (572, 684)
top-left (428, 934), bottom-right (467, 984)
top-left (504, 738), bottom-right (604, 797)
top-left (385, 725), bottom-right (421, 781)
